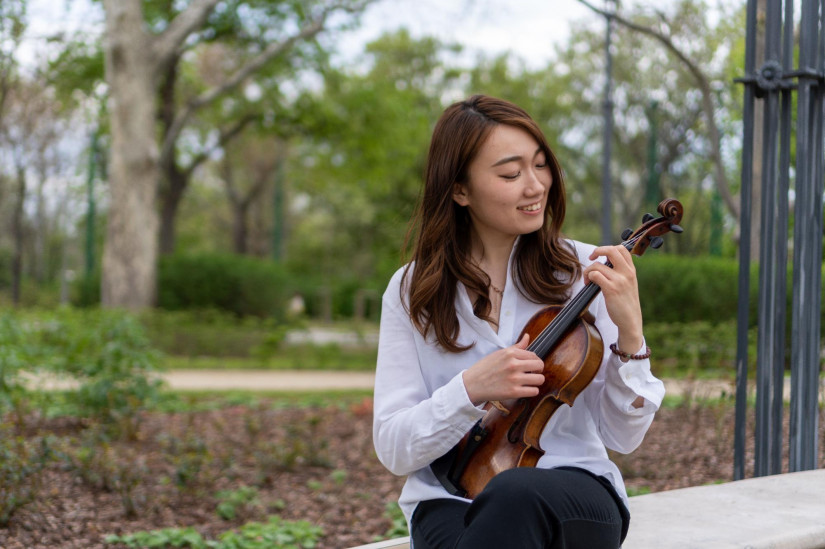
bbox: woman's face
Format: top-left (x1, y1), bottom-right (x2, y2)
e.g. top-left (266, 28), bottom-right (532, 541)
top-left (453, 124), bottom-right (551, 247)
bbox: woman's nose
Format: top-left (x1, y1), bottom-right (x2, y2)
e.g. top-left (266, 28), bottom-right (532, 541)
top-left (525, 169), bottom-right (546, 195)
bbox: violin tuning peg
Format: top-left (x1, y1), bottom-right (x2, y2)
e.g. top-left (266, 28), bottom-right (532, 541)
top-left (670, 224), bottom-right (684, 233)
top-left (642, 213), bottom-right (655, 223)
top-left (650, 236), bottom-right (664, 249)
top-left (621, 228), bottom-right (634, 240)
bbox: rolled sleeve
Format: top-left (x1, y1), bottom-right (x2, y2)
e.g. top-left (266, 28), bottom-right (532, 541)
top-left (372, 274), bottom-right (486, 476)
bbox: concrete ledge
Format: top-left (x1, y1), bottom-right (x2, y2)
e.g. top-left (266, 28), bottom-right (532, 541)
top-left (623, 468), bottom-right (825, 548)
top-left (347, 538), bottom-right (410, 549)
top-left (350, 469), bottom-right (825, 549)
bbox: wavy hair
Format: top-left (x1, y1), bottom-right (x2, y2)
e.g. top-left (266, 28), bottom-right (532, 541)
top-left (402, 95), bottom-right (581, 352)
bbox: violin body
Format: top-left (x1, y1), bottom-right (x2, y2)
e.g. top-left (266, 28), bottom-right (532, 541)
top-left (453, 306), bottom-right (604, 499)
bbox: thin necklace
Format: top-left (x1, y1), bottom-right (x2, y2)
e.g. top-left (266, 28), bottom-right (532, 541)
top-left (490, 283), bottom-right (504, 296)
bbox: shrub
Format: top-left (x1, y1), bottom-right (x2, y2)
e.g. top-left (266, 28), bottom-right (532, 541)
top-left (36, 309), bottom-right (163, 438)
top-left (2, 309), bottom-right (163, 438)
top-left (644, 320), bottom-right (756, 376)
top-left (105, 516), bottom-right (323, 549)
top-left (138, 309), bottom-right (278, 358)
top-left (158, 253), bottom-right (289, 318)
top-left (0, 428), bottom-right (53, 526)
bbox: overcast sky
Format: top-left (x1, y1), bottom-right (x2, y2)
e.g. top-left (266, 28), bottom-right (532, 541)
top-left (19, 0), bottom-right (629, 69)
top-left (21, 0), bottom-right (744, 74)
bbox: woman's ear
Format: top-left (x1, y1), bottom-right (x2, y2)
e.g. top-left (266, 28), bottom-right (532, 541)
top-left (452, 182), bottom-right (470, 207)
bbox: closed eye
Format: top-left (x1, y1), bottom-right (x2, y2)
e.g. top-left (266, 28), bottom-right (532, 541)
top-left (501, 171), bottom-right (521, 180)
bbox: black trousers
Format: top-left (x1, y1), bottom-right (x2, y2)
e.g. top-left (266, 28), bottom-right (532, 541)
top-left (411, 467), bottom-right (629, 549)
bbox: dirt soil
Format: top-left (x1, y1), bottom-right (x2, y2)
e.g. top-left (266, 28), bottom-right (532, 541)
top-left (0, 397), bottom-right (821, 549)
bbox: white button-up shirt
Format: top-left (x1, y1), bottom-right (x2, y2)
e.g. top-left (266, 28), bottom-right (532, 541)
top-left (372, 240), bottom-right (665, 527)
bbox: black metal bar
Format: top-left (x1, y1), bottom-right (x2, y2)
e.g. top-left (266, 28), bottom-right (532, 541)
top-left (600, 5), bottom-right (615, 246)
top-left (771, 0), bottom-right (794, 472)
top-left (790, 0), bottom-right (824, 472)
top-left (738, 0), bottom-right (825, 480)
top-left (754, 0), bottom-right (786, 478)
top-left (734, 0), bottom-right (759, 482)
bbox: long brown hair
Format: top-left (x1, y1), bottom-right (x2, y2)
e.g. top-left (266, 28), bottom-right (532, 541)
top-left (402, 95), bottom-right (581, 352)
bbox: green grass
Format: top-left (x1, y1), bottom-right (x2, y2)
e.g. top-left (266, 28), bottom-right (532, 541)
top-left (152, 389), bottom-right (374, 414)
top-left (163, 345), bottom-right (377, 372)
top-left (23, 388), bottom-right (374, 417)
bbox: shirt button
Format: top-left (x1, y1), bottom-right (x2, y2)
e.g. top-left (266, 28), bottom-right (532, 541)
top-left (504, 311), bottom-right (512, 317)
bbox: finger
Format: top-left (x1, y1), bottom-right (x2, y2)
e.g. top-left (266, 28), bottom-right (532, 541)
top-left (585, 269), bottom-right (609, 288)
top-left (589, 245), bottom-right (633, 270)
top-left (521, 372), bottom-right (545, 387)
top-left (514, 333), bottom-right (531, 350)
top-left (588, 245), bottom-right (615, 261)
top-left (610, 245), bottom-right (635, 269)
top-left (584, 263), bottom-right (613, 284)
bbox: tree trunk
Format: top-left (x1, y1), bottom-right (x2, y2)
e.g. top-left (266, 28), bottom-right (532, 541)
top-left (232, 202), bottom-right (250, 255)
top-left (11, 164), bottom-right (25, 306)
top-left (159, 166), bottom-right (188, 255)
top-left (101, 0), bottom-right (159, 309)
top-left (158, 56), bottom-right (183, 256)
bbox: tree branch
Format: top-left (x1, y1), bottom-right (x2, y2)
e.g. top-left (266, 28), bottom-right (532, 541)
top-left (152, 0), bottom-right (221, 77)
top-left (576, 0), bottom-right (740, 219)
top-left (182, 113), bottom-right (260, 179)
top-left (159, 11), bottom-right (328, 164)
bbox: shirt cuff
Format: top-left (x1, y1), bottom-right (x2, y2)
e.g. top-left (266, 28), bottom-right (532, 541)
top-left (432, 371), bottom-right (487, 435)
top-left (606, 340), bottom-right (665, 414)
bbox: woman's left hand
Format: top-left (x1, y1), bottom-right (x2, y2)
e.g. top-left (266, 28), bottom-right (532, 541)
top-left (584, 245), bottom-right (644, 354)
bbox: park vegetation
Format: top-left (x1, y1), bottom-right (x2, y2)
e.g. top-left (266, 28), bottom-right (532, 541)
top-left (2, 0), bottom-right (821, 548)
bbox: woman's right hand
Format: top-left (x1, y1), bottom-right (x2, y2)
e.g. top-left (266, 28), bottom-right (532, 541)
top-left (462, 334), bottom-right (545, 406)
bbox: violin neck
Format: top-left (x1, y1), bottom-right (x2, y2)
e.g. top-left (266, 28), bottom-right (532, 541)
top-left (526, 261), bottom-right (613, 360)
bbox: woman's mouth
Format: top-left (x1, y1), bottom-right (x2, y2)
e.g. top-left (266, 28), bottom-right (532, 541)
top-left (518, 202), bottom-right (542, 212)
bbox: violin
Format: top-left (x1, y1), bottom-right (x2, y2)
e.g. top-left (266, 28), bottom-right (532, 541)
top-left (431, 198), bottom-right (684, 499)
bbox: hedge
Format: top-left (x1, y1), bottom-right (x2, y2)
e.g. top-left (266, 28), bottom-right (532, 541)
top-left (72, 252), bottom-right (824, 326)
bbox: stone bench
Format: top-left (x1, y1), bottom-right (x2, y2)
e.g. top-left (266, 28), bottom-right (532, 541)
top-left (349, 468), bottom-right (825, 549)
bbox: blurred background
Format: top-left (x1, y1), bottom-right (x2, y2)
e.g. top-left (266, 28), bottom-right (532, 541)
top-left (0, 0), bottom-right (750, 366)
top-left (4, 1), bottom-right (822, 547)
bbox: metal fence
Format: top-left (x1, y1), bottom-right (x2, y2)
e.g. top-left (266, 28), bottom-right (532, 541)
top-left (734, 0), bottom-right (824, 479)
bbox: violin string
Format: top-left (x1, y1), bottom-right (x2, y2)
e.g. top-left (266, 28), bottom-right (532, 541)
top-left (527, 236), bottom-right (639, 358)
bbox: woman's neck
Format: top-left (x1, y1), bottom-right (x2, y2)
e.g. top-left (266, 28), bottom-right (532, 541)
top-left (471, 233), bottom-right (517, 286)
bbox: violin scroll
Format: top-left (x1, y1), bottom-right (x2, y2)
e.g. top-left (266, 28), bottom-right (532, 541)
top-left (621, 198), bottom-right (684, 257)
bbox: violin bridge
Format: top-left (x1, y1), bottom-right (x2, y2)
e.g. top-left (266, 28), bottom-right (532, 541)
top-left (489, 400), bottom-right (511, 416)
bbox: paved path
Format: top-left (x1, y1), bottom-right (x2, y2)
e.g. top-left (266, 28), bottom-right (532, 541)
top-left (23, 370), bottom-right (812, 401)
top-left (163, 370), bottom-right (376, 391)
top-left (161, 372), bottom-right (743, 398)
top-left (163, 373), bottom-right (803, 401)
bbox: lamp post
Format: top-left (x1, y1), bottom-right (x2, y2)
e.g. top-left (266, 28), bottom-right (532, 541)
top-left (600, 0), bottom-right (616, 245)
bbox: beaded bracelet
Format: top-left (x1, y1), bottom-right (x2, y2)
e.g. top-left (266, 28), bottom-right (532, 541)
top-left (609, 342), bottom-right (652, 360)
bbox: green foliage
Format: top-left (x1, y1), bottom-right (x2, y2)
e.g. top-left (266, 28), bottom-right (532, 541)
top-left (40, 310), bottom-right (163, 438)
top-left (0, 313), bottom-right (30, 416)
top-left (106, 516), bottom-right (323, 549)
top-left (626, 485), bottom-right (652, 497)
top-left (215, 516), bottom-right (323, 549)
top-left (216, 486), bottom-right (262, 521)
top-left (0, 427), bottom-right (53, 526)
top-left (379, 502), bottom-right (408, 540)
top-left (158, 253), bottom-right (289, 318)
top-left (287, 29), bottom-right (452, 288)
top-left (64, 429), bottom-right (147, 518)
top-left (106, 527), bottom-right (208, 549)
top-left (636, 254), bottom-right (743, 324)
top-left (139, 309), bottom-right (280, 358)
top-left (158, 428), bottom-right (213, 490)
top-left (0, 309), bottom-right (163, 438)
top-left (645, 320), bottom-right (752, 378)
top-left (637, 254), bottom-right (825, 331)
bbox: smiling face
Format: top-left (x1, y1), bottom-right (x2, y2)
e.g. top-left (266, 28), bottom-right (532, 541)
top-left (452, 124), bottom-right (551, 250)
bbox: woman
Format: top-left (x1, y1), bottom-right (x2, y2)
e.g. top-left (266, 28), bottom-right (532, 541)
top-left (372, 95), bottom-right (664, 549)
